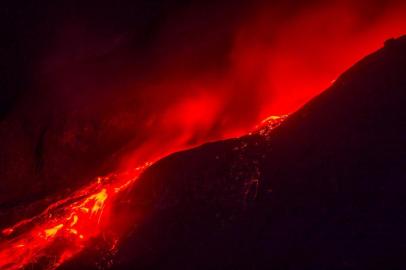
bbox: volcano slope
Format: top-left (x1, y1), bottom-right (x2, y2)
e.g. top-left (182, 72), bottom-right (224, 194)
top-left (63, 36), bottom-right (406, 269)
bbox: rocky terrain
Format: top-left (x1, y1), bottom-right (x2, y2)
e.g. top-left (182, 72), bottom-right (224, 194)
top-left (60, 36), bottom-right (406, 269)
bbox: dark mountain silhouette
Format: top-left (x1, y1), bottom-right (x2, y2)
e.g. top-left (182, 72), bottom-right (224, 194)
top-left (62, 35), bottom-right (406, 269)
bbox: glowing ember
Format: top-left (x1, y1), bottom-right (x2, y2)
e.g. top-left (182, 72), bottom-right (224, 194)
top-left (0, 116), bottom-right (286, 270)
top-left (44, 224), bottom-right (64, 238)
top-left (250, 114), bottom-right (288, 138)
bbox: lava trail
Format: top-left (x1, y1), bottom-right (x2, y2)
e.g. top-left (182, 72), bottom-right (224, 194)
top-left (0, 116), bottom-right (287, 270)
top-left (0, 162), bottom-right (152, 270)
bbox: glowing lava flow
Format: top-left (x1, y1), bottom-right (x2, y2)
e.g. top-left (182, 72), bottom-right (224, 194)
top-left (0, 115), bottom-right (287, 270)
top-left (0, 162), bottom-right (151, 270)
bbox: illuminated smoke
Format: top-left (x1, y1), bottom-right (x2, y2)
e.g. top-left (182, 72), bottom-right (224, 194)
top-left (0, 0), bottom-right (405, 268)
top-left (33, 0), bottom-right (406, 163)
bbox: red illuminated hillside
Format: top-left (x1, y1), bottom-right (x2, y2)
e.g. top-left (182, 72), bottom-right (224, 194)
top-left (60, 35), bottom-right (406, 269)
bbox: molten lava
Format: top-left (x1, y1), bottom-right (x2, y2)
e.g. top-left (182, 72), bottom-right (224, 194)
top-left (0, 116), bottom-right (287, 270)
top-left (0, 162), bottom-right (152, 270)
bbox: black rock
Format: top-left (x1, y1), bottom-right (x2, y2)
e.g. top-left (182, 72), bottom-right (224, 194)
top-left (64, 35), bottom-right (406, 270)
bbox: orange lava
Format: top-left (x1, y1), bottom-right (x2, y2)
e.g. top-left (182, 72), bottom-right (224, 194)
top-left (0, 162), bottom-right (152, 270)
top-left (44, 224), bottom-right (64, 239)
top-left (0, 116), bottom-right (287, 270)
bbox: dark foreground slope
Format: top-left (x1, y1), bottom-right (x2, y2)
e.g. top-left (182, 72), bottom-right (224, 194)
top-left (65, 36), bottom-right (406, 269)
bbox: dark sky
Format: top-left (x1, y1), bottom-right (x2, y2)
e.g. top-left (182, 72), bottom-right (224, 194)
top-left (0, 0), bottom-right (247, 118)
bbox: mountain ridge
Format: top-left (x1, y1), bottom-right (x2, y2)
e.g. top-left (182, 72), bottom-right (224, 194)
top-left (62, 35), bottom-right (406, 269)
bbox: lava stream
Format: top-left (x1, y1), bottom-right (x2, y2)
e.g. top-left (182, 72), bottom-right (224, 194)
top-left (0, 116), bottom-right (286, 270)
top-left (0, 162), bottom-right (151, 270)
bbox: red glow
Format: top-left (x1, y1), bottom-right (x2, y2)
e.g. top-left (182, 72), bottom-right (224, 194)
top-left (230, 1), bottom-right (406, 117)
top-left (1, 1), bottom-right (406, 269)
